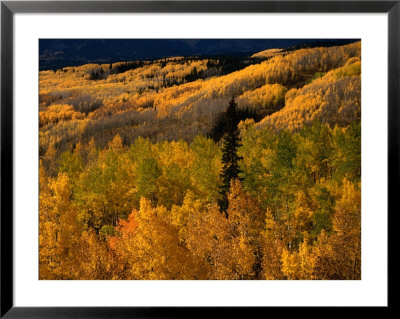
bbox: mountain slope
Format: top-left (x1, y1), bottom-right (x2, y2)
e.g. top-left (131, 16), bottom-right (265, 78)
top-left (39, 41), bottom-right (361, 157)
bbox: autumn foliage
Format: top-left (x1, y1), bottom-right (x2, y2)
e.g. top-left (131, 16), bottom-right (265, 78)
top-left (39, 41), bottom-right (361, 280)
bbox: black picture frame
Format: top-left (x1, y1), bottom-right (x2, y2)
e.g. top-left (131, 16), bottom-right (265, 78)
top-left (0, 0), bottom-right (395, 317)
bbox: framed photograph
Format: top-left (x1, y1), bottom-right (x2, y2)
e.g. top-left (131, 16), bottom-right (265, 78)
top-left (1, 0), bottom-right (395, 317)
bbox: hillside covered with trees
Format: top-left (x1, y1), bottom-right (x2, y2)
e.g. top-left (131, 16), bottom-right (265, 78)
top-left (39, 41), bottom-right (361, 280)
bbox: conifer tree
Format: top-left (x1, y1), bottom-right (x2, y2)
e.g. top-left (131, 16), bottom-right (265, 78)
top-left (218, 98), bottom-right (243, 214)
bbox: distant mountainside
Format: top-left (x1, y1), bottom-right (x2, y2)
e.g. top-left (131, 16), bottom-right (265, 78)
top-left (39, 39), bottom-right (358, 70)
top-left (39, 41), bottom-right (361, 157)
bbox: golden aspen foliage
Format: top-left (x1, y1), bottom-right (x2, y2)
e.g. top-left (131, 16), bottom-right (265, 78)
top-left (110, 198), bottom-right (200, 279)
top-left (185, 180), bottom-right (263, 280)
top-left (281, 233), bottom-right (315, 280)
top-left (236, 83), bottom-right (287, 111)
top-left (155, 140), bottom-right (196, 208)
top-left (39, 41), bottom-right (361, 280)
top-left (39, 173), bottom-right (80, 279)
top-left (261, 209), bottom-right (286, 280)
top-left (226, 180), bottom-right (264, 279)
top-left (39, 104), bottom-right (85, 127)
top-left (87, 137), bottom-right (98, 163)
top-left (73, 229), bottom-right (117, 280)
top-left (189, 135), bottom-right (222, 203)
top-left (42, 143), bottom-right (58, 176)
top-left (311, 180), bottom-right (361, 279)
top-left (251, 48), bottom-right (285, 59)
top-left (170, 191), bottom-right (204, 242)
top-left (185, 203), bottom-right (235, 279)
top-left (257, 56), bottom-right (361, 131)
top-left (108, 134), bottom-right (124, 153)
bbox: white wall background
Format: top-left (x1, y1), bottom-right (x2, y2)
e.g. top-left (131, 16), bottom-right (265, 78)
top-left (14, 13), bottom-right (387, 306)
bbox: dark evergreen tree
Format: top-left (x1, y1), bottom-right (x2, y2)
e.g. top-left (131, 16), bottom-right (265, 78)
top-left (218, 98), bottom-right (243, 214)
top-left (210, 106), bottom-right (262, 141)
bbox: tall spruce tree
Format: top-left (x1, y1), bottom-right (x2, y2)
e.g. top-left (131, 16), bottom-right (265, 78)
top-left (218, 98), bottom-right (243, 214)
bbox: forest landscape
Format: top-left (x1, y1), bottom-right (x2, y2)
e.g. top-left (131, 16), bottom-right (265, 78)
top-left (39, 39), bottom-right (361, 280)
